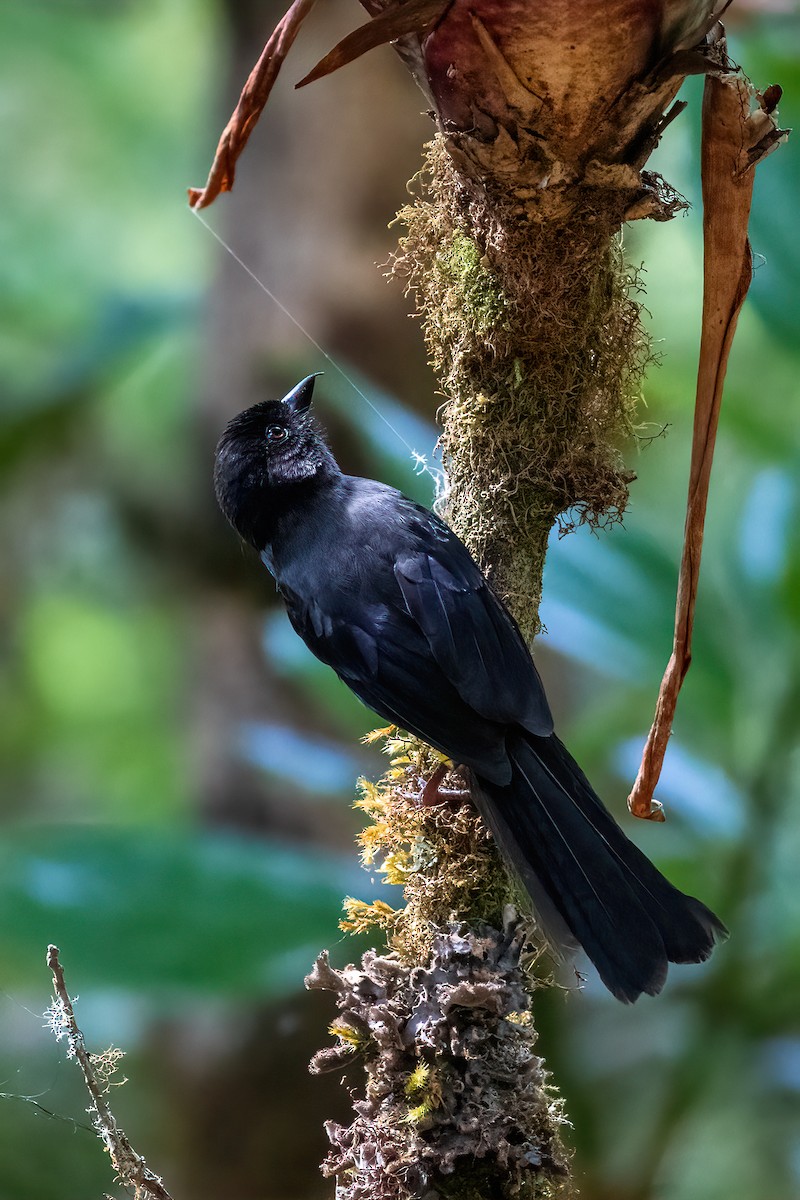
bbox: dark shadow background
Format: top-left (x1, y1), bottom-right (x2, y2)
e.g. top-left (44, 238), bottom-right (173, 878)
top-left (1, 2), bottom-right (799, 1198)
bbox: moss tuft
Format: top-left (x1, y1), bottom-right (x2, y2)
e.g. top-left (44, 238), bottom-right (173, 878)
top-left (346, 731), bottom-right (538, 964)
top-left (393, 138), bottom-right (652, 638)
top-left (436, 232), bottom-right (507, 334)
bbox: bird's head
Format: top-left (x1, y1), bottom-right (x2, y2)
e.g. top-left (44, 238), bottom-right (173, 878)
top-left (213, 374), bottom-right (339, 547)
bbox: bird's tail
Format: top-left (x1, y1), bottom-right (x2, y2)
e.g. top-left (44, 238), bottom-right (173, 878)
top-left (474, 731), bottom-right (727, 1002)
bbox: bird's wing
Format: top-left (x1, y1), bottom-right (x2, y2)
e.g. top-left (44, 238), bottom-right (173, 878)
top-left (282, 585), bottom-right (513, 783)
top-left (392, 505), bottom-right (554, 737)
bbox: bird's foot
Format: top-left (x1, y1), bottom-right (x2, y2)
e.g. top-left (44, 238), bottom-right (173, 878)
top-left (421, 762), bottom-right (450, 806)
top-left (419, 763), bottom-right (471, 808)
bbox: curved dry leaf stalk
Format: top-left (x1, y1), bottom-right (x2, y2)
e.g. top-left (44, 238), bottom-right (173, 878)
top-left (187, 0), bottom-right (319, 210)
top-left (627, 66), bottom-right (789, 819)
top-left (295, 0), bottom-right (451, 89)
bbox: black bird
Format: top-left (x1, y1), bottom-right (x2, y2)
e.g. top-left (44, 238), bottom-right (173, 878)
top-left (214, 374), bottom-right (727, 1002)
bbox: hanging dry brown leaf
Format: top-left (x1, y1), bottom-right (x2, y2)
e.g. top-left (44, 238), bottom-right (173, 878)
top-left (295, 0), bottom-right (451, 89)
top-left (627, 61), bottom-right (789, 819)
top-left (187, 0), bottom-right (318, 211)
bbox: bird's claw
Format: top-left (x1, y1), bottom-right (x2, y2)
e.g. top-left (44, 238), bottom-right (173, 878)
top-left (421, 762), bottom-right (450, 806)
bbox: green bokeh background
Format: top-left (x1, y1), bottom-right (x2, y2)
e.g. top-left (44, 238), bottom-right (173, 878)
top-left (1, 2), bottom-right (799, 1198)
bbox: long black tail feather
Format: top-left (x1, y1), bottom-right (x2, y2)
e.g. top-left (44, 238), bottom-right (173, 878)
top-left (474, 731), bottom-right (728, 1003)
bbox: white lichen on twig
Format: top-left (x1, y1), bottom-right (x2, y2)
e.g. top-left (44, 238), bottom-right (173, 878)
top-left (45, 945), bottom-right (173, 1200)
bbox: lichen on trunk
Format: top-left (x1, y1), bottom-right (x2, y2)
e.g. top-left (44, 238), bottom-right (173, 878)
top-left (310, 733), bottom-right (572, 1200)
top-left (393, 137), bottom-right (653, 638)
top-left (308, 919), bottom-right (570, 1200)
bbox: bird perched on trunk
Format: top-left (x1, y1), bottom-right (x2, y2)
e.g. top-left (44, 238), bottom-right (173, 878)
top-left (214, 374), bottom-right (727, 1002)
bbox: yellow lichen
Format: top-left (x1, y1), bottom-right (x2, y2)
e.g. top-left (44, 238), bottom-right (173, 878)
top-left (346, 730), bottom-right (534, 963)
top-left (340, 898), bottom-right (400, 935)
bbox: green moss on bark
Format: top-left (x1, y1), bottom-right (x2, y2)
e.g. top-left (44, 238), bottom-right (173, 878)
top-left (393, 138), bottom-right (651, 639)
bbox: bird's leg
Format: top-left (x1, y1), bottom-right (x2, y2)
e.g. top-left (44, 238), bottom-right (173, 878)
top-left (421, 762), bottom-right (449, 806)
top-left (420, 763), bottom-right (472, 808)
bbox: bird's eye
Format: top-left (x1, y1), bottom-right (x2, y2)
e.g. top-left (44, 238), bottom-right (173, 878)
top-left (265, 424), bottom-right (288, 444)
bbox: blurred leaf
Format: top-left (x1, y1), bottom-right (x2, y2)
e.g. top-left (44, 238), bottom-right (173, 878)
top-left (0, 826), bottom-right (365, 997)
top-left (0, 592), bottom-right (185, 823)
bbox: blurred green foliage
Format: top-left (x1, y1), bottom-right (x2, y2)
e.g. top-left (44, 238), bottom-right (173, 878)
top-left (0, 826), bottom-right (362, 994)
top-left (0, 3), bottom-right (799, 1200)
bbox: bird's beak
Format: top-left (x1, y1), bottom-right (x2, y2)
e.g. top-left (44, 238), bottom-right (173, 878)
top-left (282, 373), bottom-right (322, 415)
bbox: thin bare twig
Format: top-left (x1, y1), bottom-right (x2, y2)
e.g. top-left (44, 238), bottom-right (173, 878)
top-left (45, 945), bottom-right (174, 1200)
top-left (627, 60), bottom-right (788, 821)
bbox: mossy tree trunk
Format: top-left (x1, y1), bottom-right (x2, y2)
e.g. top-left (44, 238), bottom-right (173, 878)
top-left (393, 138), bottom-right (650, 638)
top-left (308, 8), bottom-right (738, 1200)
top-left (377, 0), bottom-right (726, 634)
top-left (191, 4), bottom-right (784, 1198)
